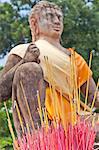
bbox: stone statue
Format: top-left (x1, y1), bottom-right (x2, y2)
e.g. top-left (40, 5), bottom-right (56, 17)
top-left (0, 1), bottom-right (98, 136)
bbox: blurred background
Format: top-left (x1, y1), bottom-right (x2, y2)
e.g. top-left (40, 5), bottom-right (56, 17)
top-left (0, 0), bottom-right (99, 149)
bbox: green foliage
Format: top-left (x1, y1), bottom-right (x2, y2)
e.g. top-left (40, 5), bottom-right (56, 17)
top-left (0, 68), bottom-right (14, 149)
top-left (0, 137), bottom-right (13, 150)
top-left (0, 66), bottom-right (3, 71)
top-left (0, 100), bottom-right (13, 149)
top-left (0, 1), bottom-right (31, 56)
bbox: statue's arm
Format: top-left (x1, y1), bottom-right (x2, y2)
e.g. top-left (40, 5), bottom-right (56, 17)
top-left (80, 77), bottom-right (99, 109)
top-left (0, 54), bottom-right (22, 102)
top-left (0, 44), bottom-right (40, 102)
top-left (0, 54), bottom-right (22, 77)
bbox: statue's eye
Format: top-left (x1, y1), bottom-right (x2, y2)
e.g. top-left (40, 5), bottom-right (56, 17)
top-left (57, 15), bottom-right (63, 21)
top-left (47, 13), bottom-right (54, 19)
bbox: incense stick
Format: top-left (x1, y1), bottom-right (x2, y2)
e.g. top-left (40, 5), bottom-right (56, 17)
top-left (15, 101), bottom-right (24, 134)
top-left (44, 56), bottom-right (57, 121)
top-left (84, 51), bottom-right (92, 113)
top-left (59, 88), bottom-right (67, 131)
top-left (4, 102), bottom-right (19, 150)
top-left (69, 60), bottom-right (75, 125)
top-left (90, 79), bottom-right (99, 112)
top-left (20, 81), bottom-right (35, 130)
top-left (26, 123), bottom-right (30, 134)
top-left (78, 78), bottom-right (81, 114)
top-left (42, 107), bottom-right (49, 129)
top-left (37, 90), bottom-right (44, 126)
top-left (71, 51), bottom-right (77, 123)
top-left (73, 50), bottom-right (80, 114)
top-left (92, 113), bottom-right (96, 127)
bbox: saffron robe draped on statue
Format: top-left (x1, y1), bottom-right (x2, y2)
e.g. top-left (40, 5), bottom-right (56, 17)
top-left (9, 40), bottom-right (92, 123)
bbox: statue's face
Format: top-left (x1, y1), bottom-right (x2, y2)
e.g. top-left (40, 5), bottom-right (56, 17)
top-left (37, 7), bottom-right (63, 39)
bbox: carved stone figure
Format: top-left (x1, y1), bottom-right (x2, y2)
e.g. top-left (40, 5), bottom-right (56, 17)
top-left (0, 1), bottom-right (98, 136)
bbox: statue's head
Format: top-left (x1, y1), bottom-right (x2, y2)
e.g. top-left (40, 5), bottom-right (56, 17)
top-left (29, 1), bottom-right (63, 42)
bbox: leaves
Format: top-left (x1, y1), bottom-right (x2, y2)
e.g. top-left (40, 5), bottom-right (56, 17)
top-left (0, 137), bottom-right (13, 150)
top-left (0, 1), bottom-right (31, 56)
top-left (0, 98), bottom-right (14, 149)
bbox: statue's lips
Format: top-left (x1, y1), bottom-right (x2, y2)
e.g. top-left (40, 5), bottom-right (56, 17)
top-left (53, 27), bottom-right (60, 31)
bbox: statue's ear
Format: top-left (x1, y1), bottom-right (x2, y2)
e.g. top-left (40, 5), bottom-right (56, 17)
top-left (30, 18), bottom-right (36, 41)
top-left (30, 18), bottom-right (36, 29)
top-left (30, 17), bottom-right (39, 41)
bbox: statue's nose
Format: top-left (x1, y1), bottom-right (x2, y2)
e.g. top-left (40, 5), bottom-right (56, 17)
top-left (53, 15), bottom-right (60, 23)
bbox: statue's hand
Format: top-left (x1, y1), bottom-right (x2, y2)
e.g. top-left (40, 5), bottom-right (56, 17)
top-left (23, 43), bottom-right (40, 63)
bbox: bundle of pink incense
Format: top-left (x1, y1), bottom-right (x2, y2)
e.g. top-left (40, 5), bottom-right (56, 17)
top-left (17, 120), bottom-right (96, 150)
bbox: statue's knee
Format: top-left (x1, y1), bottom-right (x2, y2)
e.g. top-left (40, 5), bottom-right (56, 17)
top-left (22, 62), bottom-right (43, 74)
top-left (14, 62), bottom-right (43, 82)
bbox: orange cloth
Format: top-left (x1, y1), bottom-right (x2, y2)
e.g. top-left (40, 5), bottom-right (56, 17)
top-left (45, 88), bottom-right (74, 124)
top-left (68, 48), bottom-right (92, 87)
top-left (45, 49), bottom-right (92, 124)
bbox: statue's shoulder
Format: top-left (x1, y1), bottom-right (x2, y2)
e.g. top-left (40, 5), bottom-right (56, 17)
top-left (9, 43), bottom-right (30, 58)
